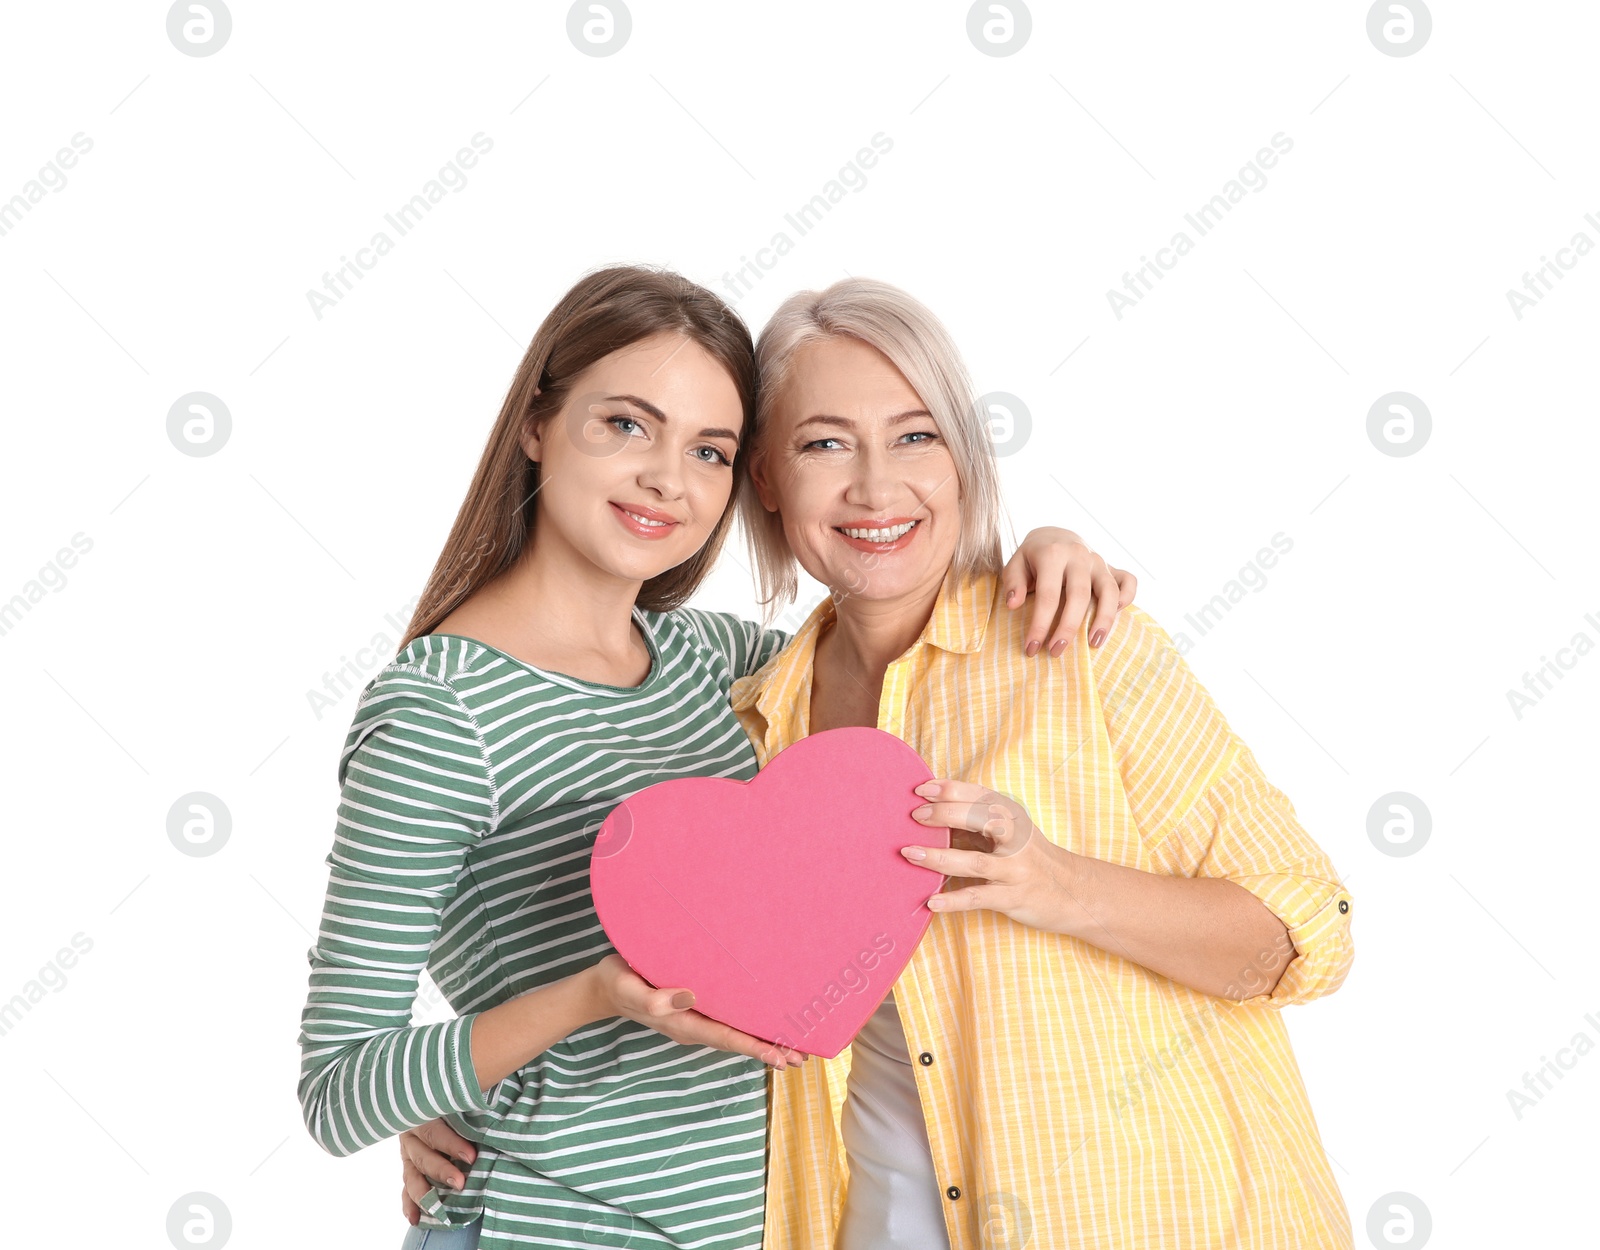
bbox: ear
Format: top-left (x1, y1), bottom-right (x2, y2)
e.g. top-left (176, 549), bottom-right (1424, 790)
top-left (521, 423), bottom-right (542, 463)
top-left (518, 386), bottom-right (547, 462)
top-left (748, 446), bottom-right (780, 514)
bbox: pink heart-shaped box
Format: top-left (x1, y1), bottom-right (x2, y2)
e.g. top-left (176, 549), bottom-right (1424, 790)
top-left (589, 725), bottom-right (948, 1058)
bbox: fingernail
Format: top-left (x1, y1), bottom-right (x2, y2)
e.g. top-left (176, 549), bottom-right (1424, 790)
top-left (1090, 629), bottom-right (1106, 647)
top-left (912, 804), bottom-right (933, 819)
top-left (901, 846), bottom-right (927, 861)
top-left (1049, 639), bottom-right (1066, 657)
top-left (671, 991), bottom-right (694, 1009)
top-left (914, 782), bottom-right (939, 797)
top-left (1025, 640), bottom-right (1040, 657)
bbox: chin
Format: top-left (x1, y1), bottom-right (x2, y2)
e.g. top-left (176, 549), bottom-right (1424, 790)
top-left (579, 543), bottom-right (678, 584)
top-left (826, 562), bottom-right (931, 603)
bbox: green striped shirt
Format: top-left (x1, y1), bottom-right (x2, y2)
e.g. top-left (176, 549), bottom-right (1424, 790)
top-left (297, 606), bottom-right (789, 1249)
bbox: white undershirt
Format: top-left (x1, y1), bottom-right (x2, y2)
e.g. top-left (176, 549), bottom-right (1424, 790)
top-left (836, 991), bottom-right (953, 1250)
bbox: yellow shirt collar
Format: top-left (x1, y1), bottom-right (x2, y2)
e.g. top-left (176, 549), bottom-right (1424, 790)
top-left (731, 566), bottom-right (998, 725)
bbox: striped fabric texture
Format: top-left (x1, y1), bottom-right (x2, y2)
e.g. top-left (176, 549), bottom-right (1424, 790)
top-left (297, 607), bottom-right (787, 1250)
top-left (730, 570), bottom-right (1355, 1250)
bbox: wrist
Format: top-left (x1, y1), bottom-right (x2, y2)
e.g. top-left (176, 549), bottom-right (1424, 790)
top-left (1050, 845), bottom-right (1097, 938)
top-left (573, 960), bottom-right (610, 1025)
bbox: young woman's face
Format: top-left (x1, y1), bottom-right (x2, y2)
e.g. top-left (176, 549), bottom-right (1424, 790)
top-left (753, 334), bottom-right (961, 605)
top-left (524, 332), bottom-right (744, 584)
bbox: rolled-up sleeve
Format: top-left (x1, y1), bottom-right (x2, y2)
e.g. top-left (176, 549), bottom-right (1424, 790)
top-left (1164, 741), bottom-right (1354, 1005)
top-left (1095, 607), bottom-right (1354, 1007)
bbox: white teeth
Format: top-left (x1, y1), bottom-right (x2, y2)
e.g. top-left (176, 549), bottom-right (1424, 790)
top-left (622, 509), bottom-right (669, 527)
top-left (841, 521), bottom-right (916, 541)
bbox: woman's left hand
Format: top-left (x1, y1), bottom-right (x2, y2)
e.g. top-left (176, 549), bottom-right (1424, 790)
top-left (1002, 527), bottom-right (1136, 657)
top-left (901, 779), bottom-right (1083, 933)
top-left (400, 1118), bottom-right (478, 1225)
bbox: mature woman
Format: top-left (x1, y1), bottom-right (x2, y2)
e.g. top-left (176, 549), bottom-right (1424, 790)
top-left (730, 278), bottom-right (1354, 1249)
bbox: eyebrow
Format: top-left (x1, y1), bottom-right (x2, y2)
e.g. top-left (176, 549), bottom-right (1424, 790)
top-left (794, 408), bottom-right (933, 431)
top-left (606, 394), bottom-right (740, 444)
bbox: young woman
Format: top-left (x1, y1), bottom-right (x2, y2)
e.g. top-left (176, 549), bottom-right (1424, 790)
top-left (295, 265), bottom-right (1136, 1250)
top-left (731, 277), bottom-right (1354, 1249)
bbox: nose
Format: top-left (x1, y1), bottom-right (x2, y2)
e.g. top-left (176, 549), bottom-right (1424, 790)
top-left (843, 441), bottom-right (898, 512)
top-left (634, 441), bottom-right (687, 502)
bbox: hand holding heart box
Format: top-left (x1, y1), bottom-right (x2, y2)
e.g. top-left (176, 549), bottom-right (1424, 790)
top-left (589, 726), bottom-right (949, 1058)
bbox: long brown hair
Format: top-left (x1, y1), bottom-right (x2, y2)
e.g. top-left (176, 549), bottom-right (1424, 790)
top-left (401, 265), bottom-right (758, 647)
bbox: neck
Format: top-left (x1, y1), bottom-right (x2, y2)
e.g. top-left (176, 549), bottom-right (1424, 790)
top-left (492, 526), bottom-right (645, 660)
top-left (825, 567), bottom-right (948, 677)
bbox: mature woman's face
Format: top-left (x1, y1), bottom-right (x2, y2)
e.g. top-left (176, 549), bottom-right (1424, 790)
top-left (754, 334), bottom-right (960, 605)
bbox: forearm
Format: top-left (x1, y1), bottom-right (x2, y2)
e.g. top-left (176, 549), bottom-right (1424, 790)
top-left (468, 966), bottom-right (605, 1089)
top-left (299, 965), bottom-right (607, 1156)
top-left (1058, 853), bottom-right (1293, 1000)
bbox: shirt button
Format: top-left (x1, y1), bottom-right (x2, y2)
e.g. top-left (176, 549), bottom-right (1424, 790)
top-left (918, 1052), bottom-right (933, 1066)
top-left (1338, 899), bottom-right (1350, 914)
top-left (946, 1186), bottom-right (961, 1201)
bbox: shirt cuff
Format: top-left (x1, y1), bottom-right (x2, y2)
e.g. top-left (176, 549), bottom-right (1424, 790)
top-left (1228, 873), bottom-right (1354, 1006)
top-left (447, 1013), bottom-right (493, 1112)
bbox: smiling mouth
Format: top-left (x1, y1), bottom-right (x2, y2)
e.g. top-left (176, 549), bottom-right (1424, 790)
top-left (620, 508), bottom-right (671, 527)
top-left (836, 519), bottom-right (919, 542)
top-left (609, 502), bottom-right (681, 538)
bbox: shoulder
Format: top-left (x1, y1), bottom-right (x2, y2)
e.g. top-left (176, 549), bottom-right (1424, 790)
top-left (386, 633), bottom-right (507, 685)
top-left (336, 659), bottom-right (502, 828)
top-left (646, 605), bottom-right (790, 680)
top-left (1087, 605), bottom-right (1234, 751)
top-left (653, 605), bottom-right (752, 656)
top-left (1089, 604), bottom-right (1184, 680)
top-left (338, 646), bottom-right (496, 777)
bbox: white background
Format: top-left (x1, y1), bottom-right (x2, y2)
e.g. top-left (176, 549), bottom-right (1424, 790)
top-left (1, 2), bottom-right (1596, 1246)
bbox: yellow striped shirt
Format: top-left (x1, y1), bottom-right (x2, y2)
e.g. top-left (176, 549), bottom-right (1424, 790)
top-left (730, 569), bottom-right (1354, 1250)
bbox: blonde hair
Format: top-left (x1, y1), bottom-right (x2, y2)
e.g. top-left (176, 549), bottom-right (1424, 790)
top-left (741, 277), bottom-right (1004, 613)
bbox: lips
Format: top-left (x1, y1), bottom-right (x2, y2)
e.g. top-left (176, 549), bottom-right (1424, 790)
top-left (834, 517), bottom-right (921, 553)
top-left (610, 502), bottom-right (681, 540)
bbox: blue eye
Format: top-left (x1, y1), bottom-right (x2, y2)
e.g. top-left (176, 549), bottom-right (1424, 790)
top-left (607, 415), bottom-right (644, 436)
top-left (803, 437), bottom-right (844, 451)
top-left (693, 445), bottom-right (733, 466)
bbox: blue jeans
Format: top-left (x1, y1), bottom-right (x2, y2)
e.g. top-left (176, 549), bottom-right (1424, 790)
top-left (401, 1219), bottom-right (481, 1249)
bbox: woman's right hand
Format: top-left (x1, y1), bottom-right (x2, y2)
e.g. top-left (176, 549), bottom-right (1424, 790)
top-left (400, 1119), bottom-right (478, 1226)
top-left (587, 952), bottom-right (809, 1068)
